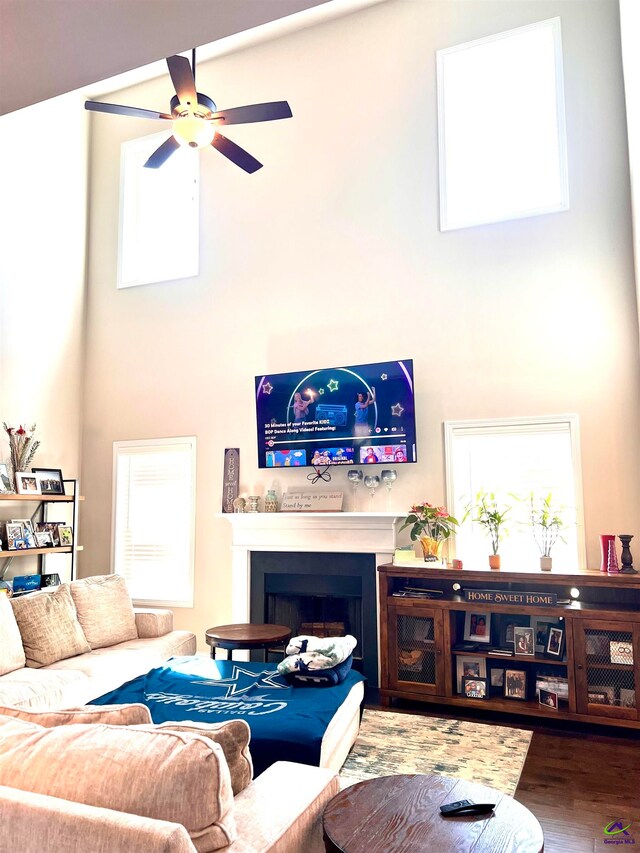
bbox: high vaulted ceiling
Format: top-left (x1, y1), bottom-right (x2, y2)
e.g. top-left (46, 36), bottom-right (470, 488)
top-left (0, 0), bottom-right (334, 115)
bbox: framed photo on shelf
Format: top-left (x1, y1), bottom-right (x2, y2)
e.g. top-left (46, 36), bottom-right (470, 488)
top-left (6, 523), bottom-right (23, 550)
top-left (456, 655), bottom-right (487, 692)
top-left (499, 615), bottom-right (530, 649)
top-left (32, 468), bottom-right (65, 495)
top-left (0, 463), bottom-right (10, 493)
top-left (545, 625), bottom-right (565, 659)
top-left (34, 531), bottom-right (54, 548)
top-left (41, 573), bottom-right (61, 588)
top-left (531, 617), bottom-right (557, 654)
top-left (10, 520), bottom-right (36, 548)
top-left (463, 612), bottom-right (492, 644)
top-left (585, 633), bottom-right (609, 659)
top-left (490, 668), bottom-right (505, 688)
top-left (539, 688), bottom-right (558, 710)
top-left (609, 641), bottom-right (634, 665)
top-left (463, 677), bottom-right (488, 699)
top-left (588, 691), bottom-right (609, 705)
top-left (35, 522), bottom-right (64, 547)
top-left (15, 472), bottom-right (41, 495)
top-left (620, 688), bottom-right (636, 709)
top-left (513, 626), bottom-right (535, 656)
top-left (58, 526), bottom-right (73, 546)
top-left (504, 669), bottom-right (527, 700)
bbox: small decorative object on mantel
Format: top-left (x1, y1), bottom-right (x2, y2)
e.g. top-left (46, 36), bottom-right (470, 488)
top-left (619, 534), bottom-right (637, 574)
top-left (280, 490), bottom-right (343, 512)
top-left (232, 496), bottom-right (246, 513)
top-left (246, 495), bottom-right (261, 513)
top-left (527, 492), bottom-right (565, 571)
top-left (221, 448), bottom-right (240, 513)
top-left (264, 489), bottom-right (278, 512)
top-left (607, 539), bottom-right (620, 574)
top-left (463, 490), bottom-right (509, 570)
top-left (599, 534), bottom-right (615, 573)
top-left (2, 423), bottom-right (40, 492)
top-left (400, 501), bottom-right (458, 563)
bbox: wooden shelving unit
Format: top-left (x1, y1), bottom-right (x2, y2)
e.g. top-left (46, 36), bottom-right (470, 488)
top-left (378, 563), bottom-right (640, 730)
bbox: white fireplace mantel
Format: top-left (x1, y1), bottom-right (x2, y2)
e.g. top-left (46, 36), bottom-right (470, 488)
top-left (219, 512), bottom-right (402, 623)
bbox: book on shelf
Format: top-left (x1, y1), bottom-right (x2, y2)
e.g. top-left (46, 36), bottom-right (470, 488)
top-left (487, 648), bottom-right (514, 657)
top-left (452, 642), bottom-right (480, 652)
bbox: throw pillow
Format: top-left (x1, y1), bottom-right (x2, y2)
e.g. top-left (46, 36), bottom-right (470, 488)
top-left (70, 574), bottom-right (138, 649)
top-left (0, 593), bottom-right (26, 675)
top-left (11, 585), bottom-right (91, 668)
top-left (0, 716), bottom-right (237, 852)
top-left (135, 719), bottom-right (253, 795)
top-left (0, 702), bottom-right (152, 727)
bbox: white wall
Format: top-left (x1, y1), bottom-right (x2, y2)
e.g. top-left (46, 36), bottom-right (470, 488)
top-left (81, 0), bottom-right (639, 649)
top-left (0, 94), bottom-right (88, 578)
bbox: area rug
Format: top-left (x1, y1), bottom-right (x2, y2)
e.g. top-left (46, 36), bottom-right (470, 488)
top-left (339, 709), bottom-right (532, 795)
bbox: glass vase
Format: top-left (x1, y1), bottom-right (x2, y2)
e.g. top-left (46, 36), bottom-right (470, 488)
top-left (419, 536), bottom-right (444, 563)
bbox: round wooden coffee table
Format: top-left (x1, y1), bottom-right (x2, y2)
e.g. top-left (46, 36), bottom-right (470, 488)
top-left (323, 774), bottom-right (544, 853)
top-left (205, 623), bottom-right (292, 660)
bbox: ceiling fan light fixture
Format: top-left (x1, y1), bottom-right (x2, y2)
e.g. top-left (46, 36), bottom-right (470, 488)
top-left (172, 114), bottom-right (214, 149)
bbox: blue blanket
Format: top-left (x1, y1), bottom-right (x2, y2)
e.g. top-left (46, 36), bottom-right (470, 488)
top-left (93, 656), bottom-right (365, 776)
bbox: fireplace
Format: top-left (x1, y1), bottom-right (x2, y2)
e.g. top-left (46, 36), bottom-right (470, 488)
top-left (250, 551), bottom-right (378, 684)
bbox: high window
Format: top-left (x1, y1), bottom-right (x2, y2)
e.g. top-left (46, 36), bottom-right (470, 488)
top-left (112, 437), bottom-right (196, 607)
top-left (118, 132), bottom-right (199, 289)
top-left (444, 415), bottom-right (585, 569)
top-left (437, 17), bottom-right (569, 230)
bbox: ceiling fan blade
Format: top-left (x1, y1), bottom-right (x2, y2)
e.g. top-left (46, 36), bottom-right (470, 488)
top-left (211, 132), bottom-right (263, 174)
top-left (85, 100), bottom-right (172, 120)
top-left (144, 135), bottom-right (181, 169)
top-left (166, 54), bottom-right (197, 107)
top-left (210, 101), bottom-right (292, 126)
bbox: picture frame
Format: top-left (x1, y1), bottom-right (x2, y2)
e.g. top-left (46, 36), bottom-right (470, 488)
top-left (10, 520), bottom-right (36, 548)
top-left (588, 691), bottom-right (609, 705)
top-left (463, 612), bottom-right (492, 644)
top-left (513, 626), bottom-right (535, 656)
top-left (462, 676), bottom-right (488, 699)
top-left (456, 655), bottom-right (487, 692)
top-left (498, 615), bottom-right (530, 649)
top-left (0, 462), bottom-right (10, 493)
top-left (58, 526), bottom-right (73, 546)
top-left (585, 633), bottom-right (609, 658)
top-left (35, 522), bottom-right (64, 546)
top-left (545, 625), bottom-right (565, 659)
top-left (531, 617), bottom-right (558, 654)
top-left (15, 472), bottom-right (41, 495)
top-left (539, 688), bottom-right (558, 710)
top-left (620, 688), bottom-right (636, 709)
top-left (34, 531), bottom-right (54, 548)
top-left (609, 640), bottom-right (634, 665)
top-left (504, 669), bottom-right (527, 700)
top-left (6, 523), bottom-right (23, 550)
top-left (490, 668), bottom-right (505, 688)
top-left (41, 572), bottom-right (61, 588)
top-left (32, 467), bottom-right (65, 495)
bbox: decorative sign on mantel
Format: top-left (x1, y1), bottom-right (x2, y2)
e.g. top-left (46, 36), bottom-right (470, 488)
top-left (221, 448), bottom-right (240, 513)
top-left (280, 490), bottom-right (344, 512)
top-left (464, 589), bottom-right (557, 607)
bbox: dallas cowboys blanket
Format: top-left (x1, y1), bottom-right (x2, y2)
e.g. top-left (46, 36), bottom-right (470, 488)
top-left (92, 656), bottom-right (365, 777)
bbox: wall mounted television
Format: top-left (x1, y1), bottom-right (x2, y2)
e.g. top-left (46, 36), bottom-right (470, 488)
top-left (255, 359), bottom-right (417, 469)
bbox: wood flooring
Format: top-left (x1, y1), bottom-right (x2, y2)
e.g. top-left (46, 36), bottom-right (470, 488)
top-left (366, 694), bottom-right (640, 853)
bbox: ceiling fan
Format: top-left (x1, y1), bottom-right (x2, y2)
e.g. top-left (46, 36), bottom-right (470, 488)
top-left (85, 50), bottom-right (292, 173)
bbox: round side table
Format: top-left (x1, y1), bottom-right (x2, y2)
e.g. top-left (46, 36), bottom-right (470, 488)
top-left (323, 774), bottom-right (544, 853)
top-left (205, 623), bottom-right (292, 661)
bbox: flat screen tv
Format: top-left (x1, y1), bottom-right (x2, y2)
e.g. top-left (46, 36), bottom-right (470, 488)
top-left (255, 359), bottom-right (417, 469)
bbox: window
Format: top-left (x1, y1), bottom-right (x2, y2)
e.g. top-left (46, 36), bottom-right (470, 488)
top-left (437, 17), bottom-right (569, 230)
top-left (112, 437), bottom-right (196, 607)
top-left (444, 415), bottom-right (585, 569)
top-left (118, 132), bottom-right (199, 288)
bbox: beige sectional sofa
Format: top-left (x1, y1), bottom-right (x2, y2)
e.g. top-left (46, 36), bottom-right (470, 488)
top-left (0, 575), bottom-right (342, 852)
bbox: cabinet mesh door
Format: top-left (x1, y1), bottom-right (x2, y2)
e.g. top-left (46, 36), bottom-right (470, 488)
top-left (585, 629), bottom-right (635, 709)
top-left (396, 614), bottom-right (437, 685)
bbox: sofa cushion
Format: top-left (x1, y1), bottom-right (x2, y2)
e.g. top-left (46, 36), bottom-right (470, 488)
top-left (11, 585), bottom-right (91, 668)
top-left (0, 667), bottom-right (89, 709)
top-left (0, 702), bottom-right (152, 726)
top-left (70, 574), bottom-right (138, 649)
top-left (135, 719), bottom-right (253, 796)
top-left (0, 592), bottom-right (26, 675)
top-left (0, 716), bottom-right (237, 852)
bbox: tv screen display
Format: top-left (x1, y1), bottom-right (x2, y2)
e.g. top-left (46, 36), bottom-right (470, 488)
top-left (255, 359), bottom-right (417, 469)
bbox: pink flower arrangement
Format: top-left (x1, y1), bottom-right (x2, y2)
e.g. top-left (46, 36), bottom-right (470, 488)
top-left (401, 501), bottom-right (459, 542)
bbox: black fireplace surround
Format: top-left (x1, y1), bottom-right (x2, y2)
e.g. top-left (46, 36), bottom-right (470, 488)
top-left (250, 551), bottom-right (378, 686)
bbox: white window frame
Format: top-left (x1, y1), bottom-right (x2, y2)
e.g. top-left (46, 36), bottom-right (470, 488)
top-left (437, 17), bottom-right (570, 231)
top-left (111, 436), bottom-right (196, 608)
top-left (118, 131), bottom-right (199, 289)
top-left (444, 414), bottom-right (586, 568)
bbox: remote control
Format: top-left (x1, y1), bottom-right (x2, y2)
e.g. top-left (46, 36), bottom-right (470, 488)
top-left (439, 800), bottom-right (496, 817)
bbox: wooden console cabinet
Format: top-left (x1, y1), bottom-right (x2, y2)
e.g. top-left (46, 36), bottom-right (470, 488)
top-left (378, 563), bottom-right (640, 730)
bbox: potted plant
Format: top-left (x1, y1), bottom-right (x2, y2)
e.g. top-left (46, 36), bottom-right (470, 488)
top-left (528, 492), bottom-right (565, 570)
top-left (464, 490), bottom-right (510, 569)
top-left (400, 502), bottom-right (458, 563)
